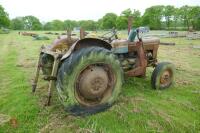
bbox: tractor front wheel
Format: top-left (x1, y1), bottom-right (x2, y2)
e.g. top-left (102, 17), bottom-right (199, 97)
top-left (151, 62), bottom-right (175, 90)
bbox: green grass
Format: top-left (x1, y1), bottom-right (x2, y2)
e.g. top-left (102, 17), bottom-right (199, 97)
top-left (0, 31), bottom-right (200, 133)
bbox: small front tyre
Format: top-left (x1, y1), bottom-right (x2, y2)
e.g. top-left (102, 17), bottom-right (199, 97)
top-left (151, 62), bottom-right (175, 90)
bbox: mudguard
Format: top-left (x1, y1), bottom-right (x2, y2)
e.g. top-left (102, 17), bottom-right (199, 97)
top-left (61, 38), bottom-right (112, 60)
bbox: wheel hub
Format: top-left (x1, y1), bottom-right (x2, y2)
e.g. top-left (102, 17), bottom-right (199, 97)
top-left (160, 70), bottom-right (171, 87)
top-left (78, 66), bottom-right (109, 100)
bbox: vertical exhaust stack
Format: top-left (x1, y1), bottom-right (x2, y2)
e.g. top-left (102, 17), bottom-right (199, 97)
top-left (127, 16), bottom-right (137, 42)
top-left (67, 30), bottom-right (72, 40)
top-left (128, 29), bottom-right (137, 42)
top-left (80, 28), bottom-right (85, 39)
top-left (128, 16), bottom-right (133, 35)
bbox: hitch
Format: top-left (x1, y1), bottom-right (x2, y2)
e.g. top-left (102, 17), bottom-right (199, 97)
top-left (32, 47), bottom-right (62, 106)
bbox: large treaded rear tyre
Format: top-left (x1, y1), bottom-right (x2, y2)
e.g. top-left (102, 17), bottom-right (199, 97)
top-left (151, 62), bottom-right (175, 90)
top-left (56, 47), bottom-right (123, 115)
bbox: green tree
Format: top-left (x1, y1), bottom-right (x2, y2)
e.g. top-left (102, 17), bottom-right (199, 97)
top-left (121, 8), bottom-right (132, 18)
top-left (179, 6), bottom-right (200, 30)
top-left (51, 20), bottom-right (64, 30)
top-left (78, 20), bottom-right (97, 31)
top-left (120, 8), bottom-right (132, 29)
top-left (63, 20), bottom-right (77, 30)
top-left (132, 9), bottom-right (141, 27)
top-left (163, 5), bottom-right (175, 29)
top-left (11, 17), bottom-right (24, 30)
top-left (43, 22), bottom-right (53, 30)
top-left (173, 8), bottom-right (180, 30)
top-left (0, 5), bottom-right (10, 28)
top-left (101, 13), bottom-right (117, 29)
top-left (97, 18), bottom-right (103, 29)
top-left (142, 5), bottom-right (164, 30)
top-left (120, 8), bottom-right (142, 28)
top-left (179, 5), bottom-right (192, 30)
top-left (23, 16), bottom-right (42, 30)
top-left (190, 6), bottom-right (200, 30)
top-left (116, 16), bottom-right (127, 29)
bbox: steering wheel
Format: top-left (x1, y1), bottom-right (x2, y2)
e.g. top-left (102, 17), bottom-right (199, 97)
top-left (136, 28), bottom-right (142, 42)
top-left (99, 28), bottom-right (118, 43)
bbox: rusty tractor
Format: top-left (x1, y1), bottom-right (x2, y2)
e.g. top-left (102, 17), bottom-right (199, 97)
top-left (32, 28), bottom-right (175, 114)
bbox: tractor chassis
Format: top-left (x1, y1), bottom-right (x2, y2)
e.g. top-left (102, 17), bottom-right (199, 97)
top-left (32, 40), bottom-right (154, 105)
top-left (125, 41), bottom-right (148, 77)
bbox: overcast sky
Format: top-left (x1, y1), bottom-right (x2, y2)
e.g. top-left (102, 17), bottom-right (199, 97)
top-left (0, 0), bottom-right (200, 22)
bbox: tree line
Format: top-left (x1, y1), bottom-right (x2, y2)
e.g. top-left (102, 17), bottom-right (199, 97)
top-left (0, 5), bottom-right (200, 31)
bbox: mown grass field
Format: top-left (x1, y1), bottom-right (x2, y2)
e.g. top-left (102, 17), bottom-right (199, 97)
top-left (0, 31), bottom-right (200, 133)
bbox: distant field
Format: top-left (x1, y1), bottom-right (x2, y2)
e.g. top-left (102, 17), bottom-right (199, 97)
top-left (0, 31), bottom-right (200, 133)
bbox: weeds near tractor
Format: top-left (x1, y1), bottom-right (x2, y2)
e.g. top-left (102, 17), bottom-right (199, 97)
top-left (0, 31), bottom-right (200, 132)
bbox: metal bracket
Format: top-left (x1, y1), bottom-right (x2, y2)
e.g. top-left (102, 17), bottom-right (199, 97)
top-left (32, 46), bottom-right (62, 106)
top-left (45, 55), bottom-right (60, 106)
top-left (32, 53), bottom-right (42, 93)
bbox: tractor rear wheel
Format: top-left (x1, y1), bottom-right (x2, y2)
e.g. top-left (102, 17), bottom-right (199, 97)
top-left (56, 47), bottom-right (123, 114)
top-left (151, 62), bottom-right (175, 90)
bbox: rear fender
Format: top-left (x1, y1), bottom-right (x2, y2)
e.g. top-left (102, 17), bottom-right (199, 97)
top-left (61, 38), bottom-right (112, 60)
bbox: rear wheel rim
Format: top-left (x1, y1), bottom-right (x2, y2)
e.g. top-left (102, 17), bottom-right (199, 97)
top-left (75, 63), bottom-right (116, 107)
top-left (160, 69), bottom-right (172, 88)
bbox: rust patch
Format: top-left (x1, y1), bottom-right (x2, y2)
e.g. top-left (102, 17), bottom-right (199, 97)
top-left (10, 118), bottom-right (18, 128)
